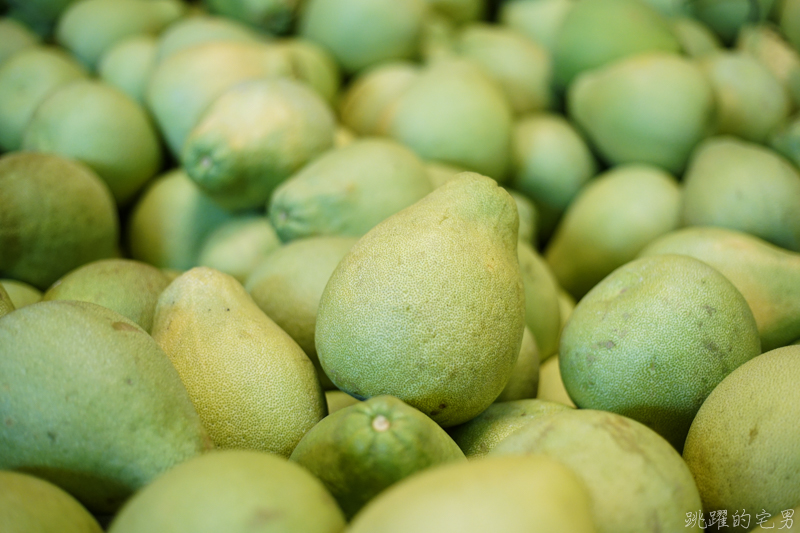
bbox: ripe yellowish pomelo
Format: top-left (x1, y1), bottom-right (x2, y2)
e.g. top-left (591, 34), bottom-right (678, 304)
top-left (0, 471), bottom-right (102, 533)
top-left (152, 267), bottom-right (326, 457)
top-left (348, 455), bottom-right (596, 533)
top-left (108, 450), bottom-right (345, 533)
top-left (491, 409), bottom-right (703, 533)
top-left (683, 345), bottom-right (800, 522)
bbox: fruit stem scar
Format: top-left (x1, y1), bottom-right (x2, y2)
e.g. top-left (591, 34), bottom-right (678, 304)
top-left (372, 415), bottom-right (391, 432)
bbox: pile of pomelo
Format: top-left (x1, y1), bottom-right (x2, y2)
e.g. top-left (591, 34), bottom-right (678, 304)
top-left (1, 0), bottom-right (800, 531)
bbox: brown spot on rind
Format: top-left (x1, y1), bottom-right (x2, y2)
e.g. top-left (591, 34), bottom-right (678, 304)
top-left (112, 322), bottom-right (138, 332)
top-left (749, 426), bottom-right (758, 444)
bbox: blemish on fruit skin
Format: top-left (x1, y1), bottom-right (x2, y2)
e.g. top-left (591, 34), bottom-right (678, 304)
top-left (749, 426), bottom-right (759, 444)
top-left (249, 507), bottom-right (283, 526)
top-left (702, 305), bottom-right (716, 316)
top-left (112, 322), bottom-right (138, 332)
top-left (4, 418), bottom-right (12, 427)
top-left (46, 431), bottom-right (57, 442)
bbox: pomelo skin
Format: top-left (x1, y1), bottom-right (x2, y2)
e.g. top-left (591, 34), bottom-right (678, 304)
top-left (560, 254), bottom-right (761, 451)
top-left (0, 301), bottom-right (211, 514)
top-left (290, 395), bottom-right (465, 519)
top-left (490, 409), bottom-right (704, 533)
top-left (108, 450), bottom-right (346, 533)
top-left (347, 455), bottom-right (596, 533)
top-left (0, 471), bottom-right (102, 533)
top-left (683, 346), bottom-right (800, 527)
top-left (316, 173), bottom-right (525, 428)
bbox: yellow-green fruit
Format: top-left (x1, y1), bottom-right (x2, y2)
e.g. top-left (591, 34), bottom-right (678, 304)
top-left (569, 53), bottom-right (714, 174)
top-left (43, 259), bottom-right (170, 333)
top-left (560, 254), bottom-right (761, 450)
top-left (537, 355), bottom-right (575, 407)
top-left (0, 17), bottom-right (39, 66)
top-left (683, 346), bottom-right (800, 524)
top-left (456, 24), bottom-right (552, 115)
top-left (183, 78), bottom-right (336, 211)
top-left (553, 0), bottom-right (680, 87)
top-left (127, 170), bottom-right (235, 271)
top-left (0, 283), bottom-right (14, 318)
top-left (683, 136), bottom-right (800, 252)
top-left (425, 0), bottom-right (485, 24)
top-left (23, 80), bottom-right (163, 206)
top-left (198, 216), bottom-right (282, 283)
top-left (334, 125), bottom-right (356, 148)
top-left (517, 241), bottom-right (561, 360)
top-left (499, 0), bottom-right (574, 54)
top-left (783, 0), bottom-right (800, 52)
top-left (507, 190), bottom-right (537, 245)
top-left (98, 35), bottom-right (157, 104)
top-left (107, 450), bottom-right (346, 533)
top-left (275, 39), bottom-right (341, 105)
top-left (0, 300), bottom-right (210, 513)
top-left (700, 52), bottom-right (789, 143)
top-left (316, 173), bottom-right (525, 427)
top-left (642, 227), bottom-right (800, 352)
top-left (152, 267), bottom-right (326, 457)
top-left (387, 59), bottom-right (513, 181)
top-left (339, 61), bottom-right (419, 136)
top-left (448, 399), bottom-right (570, 458)
top-left (56, 0), bottom-right (185, 69)
top-left (146, 41), bottom-right (292, 156)
top-left (510, 112), bottom-right (598, 218)
top-left (246, 236), bottom-right (358, 389)
top-left (495, 327), bottom-right (539, 402)
top-left (737, 24), bottom-right (800, 108)
top-left (154, 14), bottom-right (264, 63)
top-left (0, 46), bottom-right (86, 151)
top-left (672, 17), bottom-right (723, 57)
top-left (269, 139), bottom-right (433, 241)
top-left (0, 471), bottom-right (102, 533)
top-left (203, 0), bottom-right (301, 34)
top-left (325, 390), bottom-right (361, 414)
top-left (694, 0), bottom-right (774, 44)
top-left (491, 409), bottom-right (703, 533)
top-left (756, 506), bottom-right (800, 530)
top-left (299, 0), bottom-right (428, 73)
top-left (0, 153), bottom-right (118, 290)
top-left (290, 395), bottom-right (465, 519)
top-left (545, 164), bottom-right (682, 299)
top-left (348, 455), bottom-right (596, 533)
top-left (0, 279), bottom-right (42, 308)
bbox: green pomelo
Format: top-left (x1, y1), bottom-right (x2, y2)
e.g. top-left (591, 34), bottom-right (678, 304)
top-left (0, 300), bottom-right (211, 513)
top-left (43, 259), bottom-right (170, 333)
top-left (448, 399), bottom-right (570, 457)
top-left (0, 152), bottom-right (118, 290)
top-left (246, 236), bottom-right (358, 389)
top-left (316, 173), bottom-right (525, 427)
top-left (290, 395), bottom-right (465, 519)
top-left (560, 254), bottom-right (761, 450)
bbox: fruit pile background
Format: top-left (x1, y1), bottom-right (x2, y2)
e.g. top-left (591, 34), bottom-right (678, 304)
top-left (1, 0), bottom-right (800, 531)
